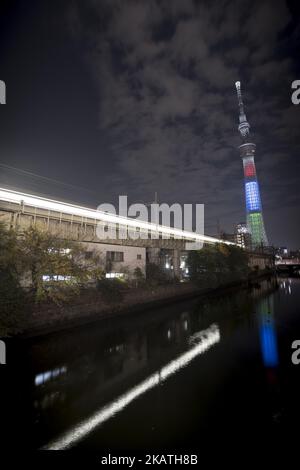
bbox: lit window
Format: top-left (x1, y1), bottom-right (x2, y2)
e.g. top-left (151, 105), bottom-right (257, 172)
top-left (42, 275), bottom-right (73, 282)
top-left (105, 272), bottom-right (124, 279)
top-left (48, 248), bottom-right (71, 255)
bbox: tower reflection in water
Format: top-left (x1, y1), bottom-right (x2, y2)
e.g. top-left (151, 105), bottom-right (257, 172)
top-left (256, 292), bottom-right (282, 424)
top-left (258, 296), bottom-right (278, 368)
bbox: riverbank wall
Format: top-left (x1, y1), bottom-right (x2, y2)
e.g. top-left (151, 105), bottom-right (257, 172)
top-left (4, 269), bottom-right (275, 340)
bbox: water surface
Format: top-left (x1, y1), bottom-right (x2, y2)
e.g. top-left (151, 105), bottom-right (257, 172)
top-left (3, 276), bottom-right (300, 450)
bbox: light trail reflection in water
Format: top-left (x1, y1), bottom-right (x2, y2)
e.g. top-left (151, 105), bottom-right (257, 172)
top-left (43, 324), bottom-right (220, 450)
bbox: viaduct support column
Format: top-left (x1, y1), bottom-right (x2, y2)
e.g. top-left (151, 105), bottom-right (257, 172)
top-left (173, 249), bottom-right (181, 279)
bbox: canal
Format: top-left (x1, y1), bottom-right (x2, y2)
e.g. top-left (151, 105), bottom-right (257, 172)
top-left (3, 275), bottom-right (300, 451)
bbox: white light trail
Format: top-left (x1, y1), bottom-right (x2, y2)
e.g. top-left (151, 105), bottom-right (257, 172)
top-left (0, 187), bottom-right (235, 245)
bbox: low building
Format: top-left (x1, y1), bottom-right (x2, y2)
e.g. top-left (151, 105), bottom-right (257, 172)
top-left (83, 242), bottom-right (146, 280)
top-left (248, 251), bottom-right (275, 270)
top-left (276, 247), bottom-right (289, 258)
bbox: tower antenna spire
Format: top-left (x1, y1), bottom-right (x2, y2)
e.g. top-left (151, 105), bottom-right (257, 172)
top-left (235, 81), bottom-right (250, 139)
top-left (235, 80), bottom-right (245, 113)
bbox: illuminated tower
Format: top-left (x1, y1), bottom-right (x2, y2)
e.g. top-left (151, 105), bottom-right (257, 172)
top-left (235, 81), bottom-right (268, 248)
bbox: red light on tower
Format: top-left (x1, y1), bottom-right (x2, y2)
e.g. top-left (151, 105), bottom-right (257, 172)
top-left (244, 162), bottom-right (256, 177)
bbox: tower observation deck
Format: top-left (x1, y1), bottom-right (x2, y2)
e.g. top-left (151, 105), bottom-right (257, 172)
top-left (235, 81), bottom-right (268, 248)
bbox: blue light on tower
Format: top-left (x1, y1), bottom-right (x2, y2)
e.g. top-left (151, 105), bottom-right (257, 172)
top-left (245, 181), bottom-right (262, 212)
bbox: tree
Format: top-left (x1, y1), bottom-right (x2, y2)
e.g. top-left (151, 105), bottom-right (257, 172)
top-left (19, 227), bottom-right (104, 304)
top-left (0, 222), bottom-right (27, 335)
top-left (187, 244), bottom-right (249, 287)
top-left (187, 245), bottom-right (223, 286)
top-left (0, 221), bottom-right (21, 277)
top-left (146, 262), bottom-right (171, 286)
top-left (133, 267), bottom-right (145, 287)
top-left (226, 245), bottom-right (249, 281)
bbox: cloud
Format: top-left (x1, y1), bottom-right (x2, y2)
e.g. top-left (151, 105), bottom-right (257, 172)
top-left (66, 0), bottom-right (300, 245)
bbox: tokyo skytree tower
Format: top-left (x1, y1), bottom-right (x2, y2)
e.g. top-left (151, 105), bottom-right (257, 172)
top-left (235, 81), bottom-right (268, 248)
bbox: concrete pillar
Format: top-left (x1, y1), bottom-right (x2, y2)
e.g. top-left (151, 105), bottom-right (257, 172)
top-left (146, 247), bottom-right (161, 266)
top-left (173, 249), bottom-right (181, 279)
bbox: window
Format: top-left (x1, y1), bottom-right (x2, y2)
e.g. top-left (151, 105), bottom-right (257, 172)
top-left (42, 275), bottom-right (73, 282)
top-left (106, 251), bottom-right (124, 262)
top-left (48, 247), bottom-right (71, 255)
top-left (137, 254), bottom-right (142, 260)
top-left (105, 272), bottom-right (124, 279)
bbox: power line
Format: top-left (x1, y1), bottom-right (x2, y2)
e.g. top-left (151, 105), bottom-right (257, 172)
top-left (0, 162), bottom-right (98, 196)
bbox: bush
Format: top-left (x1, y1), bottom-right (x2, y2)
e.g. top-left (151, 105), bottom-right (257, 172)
top-left (146, 262), bottom-right (173, 286)
top-left (96, 278), bottom-right (128, 303)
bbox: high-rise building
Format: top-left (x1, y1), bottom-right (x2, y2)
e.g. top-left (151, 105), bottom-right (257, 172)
top-left (235, 81), bottom-right (268, 248)
top-left (234, 222), bottom-right (251, 249)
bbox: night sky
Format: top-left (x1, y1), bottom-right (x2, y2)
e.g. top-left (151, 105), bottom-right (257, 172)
top-left (0, 0), bottom-right (299, 248)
